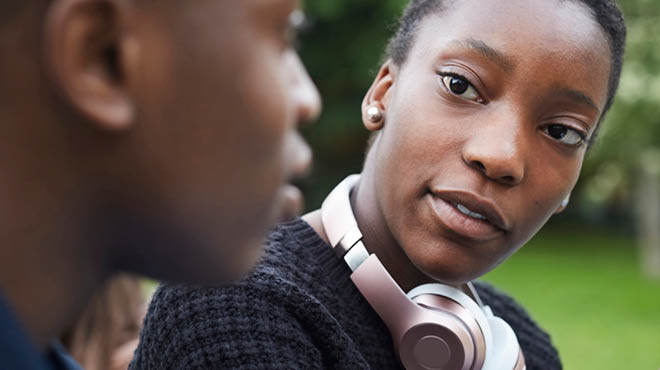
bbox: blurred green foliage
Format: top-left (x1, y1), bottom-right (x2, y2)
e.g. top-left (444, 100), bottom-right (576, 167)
top-left (581, 0), bottom-right (660, 216)
top-left (298, 0), bottom-right (402, 208)
top-left (299, 0), bottom-right (660, 230)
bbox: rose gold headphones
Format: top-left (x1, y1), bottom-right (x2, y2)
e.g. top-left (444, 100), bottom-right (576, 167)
top-left (321, 175), bottom-right (525, 370)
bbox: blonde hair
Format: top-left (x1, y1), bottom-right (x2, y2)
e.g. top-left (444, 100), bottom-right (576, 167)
top-left (62, 274), bottom-right (146, 370)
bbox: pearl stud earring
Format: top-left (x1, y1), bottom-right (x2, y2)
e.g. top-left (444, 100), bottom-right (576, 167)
top-left (366, 105), bottom-right (384, 123)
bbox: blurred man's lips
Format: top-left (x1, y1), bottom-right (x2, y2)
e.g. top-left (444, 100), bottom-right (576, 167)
top-left (291, 140), bottom-right (312, 179)
top-left (277, 184), bottom-right (304, 222)
top-left (277, 133), bottom-right (312, 222)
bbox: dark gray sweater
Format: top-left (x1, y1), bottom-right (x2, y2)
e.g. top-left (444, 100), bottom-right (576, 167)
top-left (130, 218), bottom-right (562, 370)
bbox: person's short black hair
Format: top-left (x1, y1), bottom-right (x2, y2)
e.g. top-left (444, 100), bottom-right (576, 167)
top-left (386, 0), bottom-right (627, 118)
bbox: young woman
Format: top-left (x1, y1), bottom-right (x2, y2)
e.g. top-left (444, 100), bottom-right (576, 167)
top-left (131, 0), bottom-right (626, 369)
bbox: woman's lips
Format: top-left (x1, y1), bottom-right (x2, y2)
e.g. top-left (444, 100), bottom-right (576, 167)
top-left (427, 192), bottom-right (506, 242)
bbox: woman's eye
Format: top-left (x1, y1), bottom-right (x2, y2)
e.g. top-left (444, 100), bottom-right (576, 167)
top-left (440, 75), bottom-right (482, 102)
top-left (544, 124), bottom-right (586, 146)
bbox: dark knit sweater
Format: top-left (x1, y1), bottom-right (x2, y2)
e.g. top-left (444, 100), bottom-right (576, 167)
top-left (130, 218), bottom-right (562, 370)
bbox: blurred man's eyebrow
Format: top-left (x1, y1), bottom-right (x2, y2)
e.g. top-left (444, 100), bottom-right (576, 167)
top-left (550, 86), bottom-right (600, 112)
top-left (450, 38), bottom-right (515, 73)
top-left (279, 0), bottom-right (299, 10)
top-left (260, 0), bottom-right (297, 16)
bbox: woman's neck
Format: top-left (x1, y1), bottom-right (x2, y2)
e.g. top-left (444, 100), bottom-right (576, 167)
top-left (352, 170), bottom-right (434, 292)
top-left (304, 170), bottom-right (434, 293)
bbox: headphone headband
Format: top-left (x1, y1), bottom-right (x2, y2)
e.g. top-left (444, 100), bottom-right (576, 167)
top-left (321, 174), bottom-right (362, 259)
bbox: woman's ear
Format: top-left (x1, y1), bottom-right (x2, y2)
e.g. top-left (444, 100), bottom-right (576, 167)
top-left (361, 60), bottom-right (395, 132)
top-left (43, 0), bottom-right (140, 131)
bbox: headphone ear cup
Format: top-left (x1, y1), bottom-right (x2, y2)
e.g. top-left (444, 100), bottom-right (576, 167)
top-left (481, 316), bottom-right (522, 370)
top-left (351, 256), bottom-right (480, 370)
top-left (408, 284), bottom-right (494, 356)
top-left (410, 294), bottom-right (487, 370)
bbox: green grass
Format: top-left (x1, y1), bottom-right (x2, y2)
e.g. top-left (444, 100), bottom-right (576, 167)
top-left (483, 227), bottom-right (660, 370)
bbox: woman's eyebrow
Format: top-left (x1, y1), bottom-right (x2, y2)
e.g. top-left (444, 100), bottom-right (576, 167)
top-left (549, 86), bottom-right (600, 112)
top-left (449, 38), bottom-right (516, 73)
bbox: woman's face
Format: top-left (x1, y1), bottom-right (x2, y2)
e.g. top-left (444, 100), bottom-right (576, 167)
top-left (368, 0), bottom-right (611, 284)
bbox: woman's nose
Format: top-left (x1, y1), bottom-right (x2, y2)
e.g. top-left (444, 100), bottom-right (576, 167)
top-left (461, 113), bottom-right (527, 186)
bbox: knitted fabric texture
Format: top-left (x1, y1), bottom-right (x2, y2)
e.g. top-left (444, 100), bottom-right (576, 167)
top-left (130, 218), bottom-right (562, 370)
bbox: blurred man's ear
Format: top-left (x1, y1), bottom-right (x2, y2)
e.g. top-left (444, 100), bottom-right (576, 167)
top-left (43, 0), bottom-right (139, 131)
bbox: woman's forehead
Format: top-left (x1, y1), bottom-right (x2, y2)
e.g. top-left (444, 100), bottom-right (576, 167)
top-left (403, 0), bottom-right (611, 109)
top-left (415, 0), bottom-right (608, 54)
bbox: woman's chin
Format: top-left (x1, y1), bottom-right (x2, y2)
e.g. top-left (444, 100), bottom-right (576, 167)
top-left (411, 252), bottom-right (492, 286)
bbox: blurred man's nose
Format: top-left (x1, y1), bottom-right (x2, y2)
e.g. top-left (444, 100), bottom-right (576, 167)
top-left (289, 53), bottom-right (321, 127)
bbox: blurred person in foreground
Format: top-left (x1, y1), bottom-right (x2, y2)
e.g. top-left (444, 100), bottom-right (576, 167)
top-left (131, 0), bottom-right (626, 369)
top-left (0, 0), bottom-right (320, 369)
